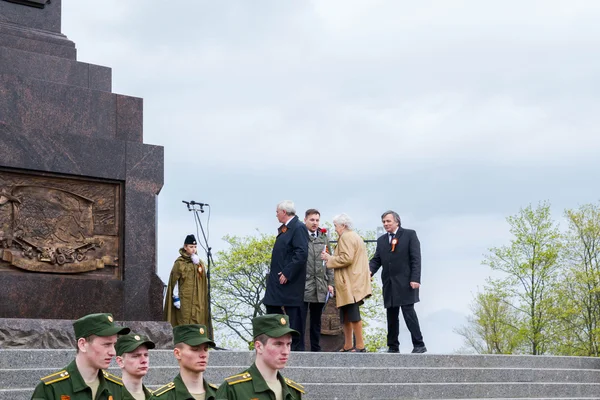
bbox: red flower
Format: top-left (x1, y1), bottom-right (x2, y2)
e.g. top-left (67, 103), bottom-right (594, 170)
top-left (319, 227), bottom-right (327, 234)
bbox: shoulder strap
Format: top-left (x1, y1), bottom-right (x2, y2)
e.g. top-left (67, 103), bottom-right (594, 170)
top-left (152, 382), bottom-right (175, 396)
top-left (285, 378), bottom-right (305, 394)
top-left (224, 372), bottom-right (252, 385)
top-left (41, 369), bottom-right (70, 385)
top-left (102, 371), bottom-right (123, 386)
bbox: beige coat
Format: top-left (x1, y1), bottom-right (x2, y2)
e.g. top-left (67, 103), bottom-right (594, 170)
top-left (326, 229), bottom-right (372, 307)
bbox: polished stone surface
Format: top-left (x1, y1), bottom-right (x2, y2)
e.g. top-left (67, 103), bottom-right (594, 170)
top-left (0, 0), bottom-right (164, 321)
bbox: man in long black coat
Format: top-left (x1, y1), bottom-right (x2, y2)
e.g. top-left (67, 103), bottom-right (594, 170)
top-left (369, 210), bottom-right (427, 353)
top-left (263, 200), bottom-right (309, 351)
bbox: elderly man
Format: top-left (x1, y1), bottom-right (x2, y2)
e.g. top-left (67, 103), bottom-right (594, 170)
top-left (303, 208), bottom-right (334, 352)
top-left (369, 210), bottom-right (427, 354)
top-left (263, 200), bottom-right (309, 351)
top-left (215, 314), bottom-right (304, 399)
top-left (151, 324), bottom-right (219, 400)
top-left (115, 333), bottom-right (156, 399)
top-left (32, 313), bottom-right (130, 400)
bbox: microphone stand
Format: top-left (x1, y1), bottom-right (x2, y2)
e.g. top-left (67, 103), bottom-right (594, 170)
top-left (185, 202), bottom-right (215, 342)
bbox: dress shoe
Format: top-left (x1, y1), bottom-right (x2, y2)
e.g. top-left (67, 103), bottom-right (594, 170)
top-left (411, 346), bottom-right (427, 353)
top-left (387, 348), bottom-right (399, 353)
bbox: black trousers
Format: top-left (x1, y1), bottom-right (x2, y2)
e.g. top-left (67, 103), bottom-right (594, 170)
top-left (386, 304), bottom-right (425, 350)
top-left (265, 305), bottom-right (305, 351)
top-left (302, 302), bottom-right (325, 352)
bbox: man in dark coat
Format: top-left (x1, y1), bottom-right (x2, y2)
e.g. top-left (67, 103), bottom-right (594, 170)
top-left (369, 210), bottom-right (427, 354)
top-left (263, 200), bottom-right (309, 351)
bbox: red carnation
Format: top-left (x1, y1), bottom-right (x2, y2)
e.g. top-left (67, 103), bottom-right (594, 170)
top-left (319, 228), bottom-right (327, 234)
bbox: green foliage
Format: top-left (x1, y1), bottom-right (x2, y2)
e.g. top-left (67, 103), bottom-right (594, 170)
top-left (459, 201), bottom-right (600, 356)
top-left (454, 289), bottom-right (523, 354)
top-left (551, 203), bottom-right (600, 356)
top-left (211, 233), bottom-right (275, 347)
top-left (482, 201), bottom-right (561, 355)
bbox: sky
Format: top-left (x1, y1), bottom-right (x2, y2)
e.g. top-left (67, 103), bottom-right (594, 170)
top-left (62, 0), bottom-right (600, 353)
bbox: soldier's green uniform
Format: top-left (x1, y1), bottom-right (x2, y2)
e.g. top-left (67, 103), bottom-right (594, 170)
top-left (152, 374), bottom-right (218, 400)
top-left (215, 315), bottom-right (304, 400)
top-left (31, 313), bottom-right (130, 400)
top-left (116, 384), bottom-right (153, 400)
top-left (216, 362), bottom-right (304, 400)
top-left (150, 324), bottom-right (218, 400)
top-left (115, 333), bottom-right (156, 400)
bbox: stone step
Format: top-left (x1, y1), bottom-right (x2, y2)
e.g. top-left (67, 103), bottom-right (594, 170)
top-left (2, 350), bottom-right (600, 370)
top-left (2, 350), bottom-right (600, 400)
top-left (4, 366), bottom-right (600, 389)
top-left (3, 383), bottom-right (600, 400)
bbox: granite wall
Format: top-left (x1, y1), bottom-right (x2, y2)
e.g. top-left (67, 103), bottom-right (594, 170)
top-left (0, 0), bottom-right (165, 321)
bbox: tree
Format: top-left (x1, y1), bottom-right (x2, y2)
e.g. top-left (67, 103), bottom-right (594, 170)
top-left (552, 203), bottom-right (600, 356)
top-left (483, 202), bottom-right (561, 355)
top-left (211, 233), bottom-right (275, 348)
top-left (455, 288), bottom-right (522, 354)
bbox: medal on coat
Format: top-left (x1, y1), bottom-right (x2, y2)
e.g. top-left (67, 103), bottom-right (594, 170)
top-left (198, 265), bottom-right (203, 273)
top-left (391, 238), bottom-right (398, 252)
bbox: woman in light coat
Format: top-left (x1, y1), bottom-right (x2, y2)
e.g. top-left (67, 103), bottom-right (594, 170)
top-left (321, 213), bottom-right (372, 352)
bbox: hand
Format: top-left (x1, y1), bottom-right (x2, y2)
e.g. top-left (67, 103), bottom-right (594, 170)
top-left (320, 251), bottom-right (330, 261)
top-left (328, 285), bottom-right (334, 295)
top-left (410, 282), bottom-right (420, 289)
top-left (278, 272), bottom-right (288, 284)
top-left (173, 296), bottom-right (181, 309)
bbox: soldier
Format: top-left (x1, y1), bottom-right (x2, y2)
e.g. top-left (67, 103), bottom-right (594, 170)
top-left (164, 234), bottom-right (213, 337)
top-left (215, 314), bottom-right (304, 399)
top-left (151, 324), bottom-right (219, 400)
top-left (115, 333), bottom-right (156, 399)
top-left (31, 313), bottom-right (130, 400)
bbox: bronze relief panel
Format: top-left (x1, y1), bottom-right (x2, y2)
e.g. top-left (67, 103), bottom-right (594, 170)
top-left (0, 169), bottom-right (121, 278)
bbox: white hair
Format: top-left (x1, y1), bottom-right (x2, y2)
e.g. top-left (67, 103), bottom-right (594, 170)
top-left (277, 200), bottom-right (296, 216)
top-left (332, 213), bottom-right (354, 230)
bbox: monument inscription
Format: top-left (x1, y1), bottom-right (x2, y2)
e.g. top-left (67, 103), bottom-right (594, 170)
top-left (0, 169), bottom-right (121, 276)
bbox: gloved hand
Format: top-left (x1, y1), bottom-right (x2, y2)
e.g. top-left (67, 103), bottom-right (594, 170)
top-left (191, 253), bottom-right (200, 265)
top-left (173, 296), bottom-right (181, 309)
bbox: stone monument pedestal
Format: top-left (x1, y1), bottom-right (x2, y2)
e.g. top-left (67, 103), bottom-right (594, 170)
top-left (0, 0), bottom-right (164, 321)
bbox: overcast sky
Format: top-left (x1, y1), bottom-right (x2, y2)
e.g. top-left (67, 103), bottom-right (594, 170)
top-left (62, 0), bottom-right (600, 353)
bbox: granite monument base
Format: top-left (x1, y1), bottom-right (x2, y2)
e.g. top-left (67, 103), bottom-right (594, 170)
top-left (0, 318), bottom-right (174, 349)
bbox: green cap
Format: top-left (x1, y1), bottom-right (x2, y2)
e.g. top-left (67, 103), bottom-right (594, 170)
top-left (253, 314), bottom-right (299, 339)
top-left (115, 333), bottom-right (156, 356)
top-left (73, 313), bottom-right (130, 339)
top-left (173, 324), bottom-right (215, 348)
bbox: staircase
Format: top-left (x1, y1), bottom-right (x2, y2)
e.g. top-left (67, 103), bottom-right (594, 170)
top-left (2, 349), bottom-right (600, 400)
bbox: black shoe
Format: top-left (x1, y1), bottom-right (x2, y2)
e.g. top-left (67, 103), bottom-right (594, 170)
top-left (387, 348), bottom-right (399, 353)
top-left (411, 346), bottom-right (427, 353)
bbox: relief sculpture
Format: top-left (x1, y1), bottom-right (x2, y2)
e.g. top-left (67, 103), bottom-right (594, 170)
top-left (0, 170), bottom-right (120, 276)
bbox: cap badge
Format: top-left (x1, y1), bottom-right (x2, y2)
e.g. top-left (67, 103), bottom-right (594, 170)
top-left (107, 315), bottom-right (113, 322)
top-left (199, 327), bottom-right (205, 335)
top-left (280, 317), bottom-right (286, 325)
top-left (134, 335), bottom-right (141, 341)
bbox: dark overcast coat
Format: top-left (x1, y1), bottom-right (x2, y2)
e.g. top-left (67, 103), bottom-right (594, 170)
top-left (369, 227), bottom-right (421, 307)
top-left (263, 215), bottom-right (309, 308)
